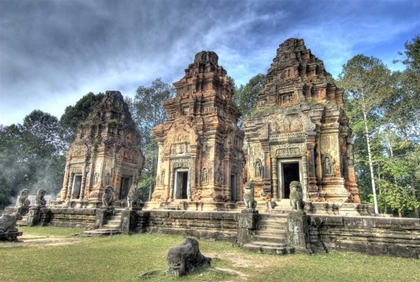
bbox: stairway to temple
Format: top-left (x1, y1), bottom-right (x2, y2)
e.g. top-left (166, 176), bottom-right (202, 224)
top-left (243, 213), bottom-right (295, 255)
top-left (82, 209), bottom-right (123, 236)
top-left (16, 214), bottom-right (29, 226)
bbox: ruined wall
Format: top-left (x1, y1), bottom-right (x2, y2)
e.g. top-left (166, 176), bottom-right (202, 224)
top-left (46, 208), bottom-right (97, 228)
top-left (308, 215), bottom-right (420, 258)
top-left (32, 207), bottom-right (420, 258)
top-left (137, 210), bottom-right (238, 241)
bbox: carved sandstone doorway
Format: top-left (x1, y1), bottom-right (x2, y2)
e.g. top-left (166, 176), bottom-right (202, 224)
top-left (119, 176), bottom-right (132, 200)
top-left (174, 170), bottom-right (189, 199)
top-left (277, 159), bottom-right (301, 199)
top-left (71, 174), bottom-right (82, 199)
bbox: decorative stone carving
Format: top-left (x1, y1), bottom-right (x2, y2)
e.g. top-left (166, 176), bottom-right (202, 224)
top-left (102, 186), bottom-right (114, 208)
top-left (35, 189), bottom-right (47, 207)
top-left (254, 160), bottom-right (262, 178)
top-left (322, 154), bottom-right (335, 177)
top-left (243, 180), bottom-right (257, 211)
top-left (165, 238), bottom-right (211, 277)
top-left (289, 181), bottom-right (303, 211)
top-left (15, 189), bottom-right (30, 208)
top-left (127, 185), bottom-right (143, 209)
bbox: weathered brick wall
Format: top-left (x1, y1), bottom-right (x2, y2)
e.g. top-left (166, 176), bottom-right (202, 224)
top-left (308, 215), bottom-right (420, 259)
top-left (138, 210), bottom-right (238, 242)
top-left (48, 208), bottom-right (97, 228)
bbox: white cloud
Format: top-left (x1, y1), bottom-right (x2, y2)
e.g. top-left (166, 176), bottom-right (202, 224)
top-left (0, 0), bottom-right (418, 125)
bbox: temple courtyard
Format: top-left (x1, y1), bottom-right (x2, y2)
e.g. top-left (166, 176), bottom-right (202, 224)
top-left (1, 226), bottom-right (419, 282)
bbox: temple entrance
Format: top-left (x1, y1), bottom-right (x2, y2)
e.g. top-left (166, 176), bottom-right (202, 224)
top-left (71, 174), bottom-right (82, 199)
top-left (175, 170), bottom-right (188, 199)
top-left (278, 159), bottom-right (301, 199)
top-left (119, 177), bottom-right (131, 200)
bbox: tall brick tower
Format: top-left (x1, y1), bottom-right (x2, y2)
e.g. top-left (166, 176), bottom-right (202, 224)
top-left (149, 51), bottom-right (244, 210)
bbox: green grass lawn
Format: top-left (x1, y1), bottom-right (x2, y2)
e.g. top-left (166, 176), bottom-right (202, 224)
top-left (1, 227), bottom-right (419, 282)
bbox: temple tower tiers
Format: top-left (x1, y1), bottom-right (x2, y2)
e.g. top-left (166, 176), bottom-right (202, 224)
top-left (54, 91), bottom-right (144, 208)
top-left (244, 38), bottom-right (360, 204)
top-left (148, 51), bottom-right (244, 210)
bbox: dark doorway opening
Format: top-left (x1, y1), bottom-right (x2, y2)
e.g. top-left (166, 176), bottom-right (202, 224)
top-left (230, 174), bottom-right (237, 202)
top-left (71, 175), bottom-right (82, 199)
top-left (120, 177), bottom-right (131, 200)
top-left (282, 162), bottom-right (300, 199)
top-left (175, 171), bottom-right (188, 199)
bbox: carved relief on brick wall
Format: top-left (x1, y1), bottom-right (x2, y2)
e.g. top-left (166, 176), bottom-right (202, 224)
top-left (271, 143), bottom-right (305, 158)
top-left (321, 135), bottom-right (339, 177)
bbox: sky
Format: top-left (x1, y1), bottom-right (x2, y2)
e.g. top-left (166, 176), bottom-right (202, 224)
top-left (0, 0), bottom-right (419, 126)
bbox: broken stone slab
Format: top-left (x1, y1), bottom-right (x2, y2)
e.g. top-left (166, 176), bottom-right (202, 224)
top-left (165, 237), bottom-right (211, 276)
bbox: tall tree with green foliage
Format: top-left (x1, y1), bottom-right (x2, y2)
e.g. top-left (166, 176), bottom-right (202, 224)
top-left (0, 111), bottom-right (66, 209)
top-left (233, 73), bottom-right (265, 124)
top-left (338, 55), bottom-right (394, 214)
top-left (132, 78), bottom-right (175, 200)
top-left (379, 34), bottom-right (420, 217)
top-left (60, 92), bottom-right (104, 144)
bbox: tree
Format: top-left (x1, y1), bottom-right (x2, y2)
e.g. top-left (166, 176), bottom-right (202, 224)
top-left (0, 111), bottom-right (66, 209)
top-left (132, 78), bottom-right (175, 199)
top-left (381, 34), bottom-right (420, 217)
top-left (234, 74), bottom-right (265, 121)
top-left (402, 34), bottom-right (420, 71)
top-left (60, 92), bottom-right (105, 144)
top-left (338, 55), bottom-right (394, 214)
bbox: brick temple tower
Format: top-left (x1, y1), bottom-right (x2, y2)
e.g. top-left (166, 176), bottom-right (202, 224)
top-left (243, 38), bottom-right (360, 208)
top-left (148, 51), bottom-right (244, 210)
top-left (54, 91), bottom-right (144, 208)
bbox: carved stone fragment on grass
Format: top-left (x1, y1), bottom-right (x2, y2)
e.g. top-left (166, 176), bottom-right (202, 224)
top-left (165, 237), bottom-right (211, 276)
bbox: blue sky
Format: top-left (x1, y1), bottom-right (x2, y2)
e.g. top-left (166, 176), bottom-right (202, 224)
top-left (0, 0), bottom-right (419, 126)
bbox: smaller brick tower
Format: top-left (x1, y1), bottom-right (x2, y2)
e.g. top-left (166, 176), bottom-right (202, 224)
top-left (54, 91), bottom-right (144, 208)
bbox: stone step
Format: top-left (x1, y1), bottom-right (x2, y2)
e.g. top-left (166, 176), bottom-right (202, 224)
top-left (255, 228), bottom-right (287, 235)
top-left (252, 233), bottom-right (287, 244)
top-left (257, 222), bottom-right (287, 229)
top-left (16, 215), bottom-right (29, 226)
top-left (107, 219), bottom-right (121, 224)
top-left (81, 229), bottom-right (121, 237)
top-left (258, 213), bottom-right (289, 219)
top-left (243, 242), bottom-right (295, 255)
top-left (102, 223), bottom-right (121, 229)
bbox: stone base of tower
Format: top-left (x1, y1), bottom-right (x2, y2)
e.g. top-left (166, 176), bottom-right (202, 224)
top-left (143, 198), bottom-right (374, 216)
top-left (143, 199), bottom-right (240, 212)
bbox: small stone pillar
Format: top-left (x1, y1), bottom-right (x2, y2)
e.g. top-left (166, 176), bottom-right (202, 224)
top-left (237, 179), bottom-right (259, 246)
top-left (27, 206), bottom-right (41, 227)
top-left (94, 207), bottom-right (113, 229)
top-left (237, 210), bottom-right (259, 246)
top-left (286, 210), bottom-right (309, 252)
top-left (120, 208), bottom-right (141, 235)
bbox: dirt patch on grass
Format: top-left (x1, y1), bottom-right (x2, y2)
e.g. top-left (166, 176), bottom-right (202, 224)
top-left (207, 251), bottom-right (269, 268)
top-left (0, 234), bottom-right (84, 247)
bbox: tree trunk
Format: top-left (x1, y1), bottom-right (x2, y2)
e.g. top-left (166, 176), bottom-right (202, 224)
top-left (362, 94), bottom-right (379, 214)
top-left (412, 176), bottom-right (419, 218)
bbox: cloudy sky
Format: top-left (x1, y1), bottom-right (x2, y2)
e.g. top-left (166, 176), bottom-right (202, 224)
top-left (0, 0), bottom-right (419, 126)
